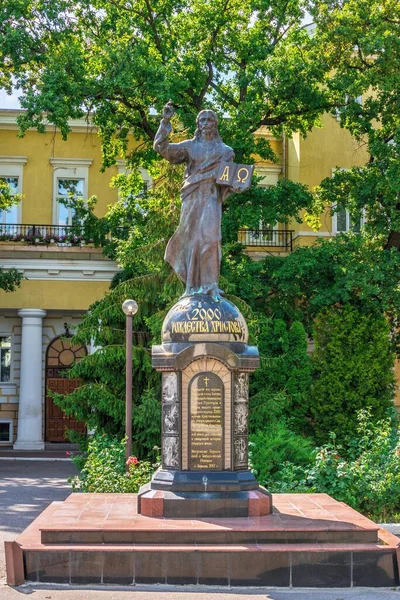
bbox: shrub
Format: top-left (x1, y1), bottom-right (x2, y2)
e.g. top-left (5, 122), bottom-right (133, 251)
top-left (70, 433), bottom-right (158, 493)
top-left (272, 409), bottom-right (400, 521)
top-left (310, 305), bottom-right (395, 445)
top-left (249, 316), bottom-right (313, 435)
top-left (249, 421), bottom-right (315, 486)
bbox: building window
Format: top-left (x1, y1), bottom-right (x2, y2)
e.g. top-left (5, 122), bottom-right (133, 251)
top-left (50, 158), bottom-right (92, 227)
top-left (244, 220), bottom-right (278, 245)
top-left (0, 420), bottom-right (13, 443)
top-left (0, 156), bottom-right (27, 229)
top-left (332, 168), bottom-right (364, 234)
top-left (336, 95), bottom-right (363, 121)
top-left (333, 207), bottom-right (363, 234)
top-left (0, 336), bottom-right (11, 382)
top-left (0, 176), bottom-right (19, 225)
top-left (116, 161), bottom-right (153, 194)
top-left (243, 165), bottom-right (282, 245)
top-left (56, 178), bottom-right (84, 226)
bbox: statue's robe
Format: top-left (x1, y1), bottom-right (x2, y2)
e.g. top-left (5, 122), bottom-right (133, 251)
top-left (154, 121), bottom-right (234, 296)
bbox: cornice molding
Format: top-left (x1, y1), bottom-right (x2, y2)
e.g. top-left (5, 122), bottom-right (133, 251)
top-left (0, 155), bottom-right (28, 165)
top-left (1, 257), bottom-right (119, 281)
top-left (49, 157), bottom-right (93, 168)
top-left (0, 110), bottom-right (95, 133)
top-left (255, 165), bottom-right (282, 174)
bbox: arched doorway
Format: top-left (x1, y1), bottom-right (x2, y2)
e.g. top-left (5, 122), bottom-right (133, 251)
top-left (45, 336), bottom-right (87, 442)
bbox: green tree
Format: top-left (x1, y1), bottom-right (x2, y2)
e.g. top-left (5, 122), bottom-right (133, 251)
top-left (258, 233), bottom-right (400, 345)
top-left (52, 163), bottom-right (183, 457)
top-left (305, 0), bottom-right (400, 250)
top-left (1, 0), bottom-right (397, 234)
top-left (246, 316), bottom-right (315, 485)
top-left (1, 0), bottom-right (397, 245)
top-left (310, 305), bottom-right (396, 445)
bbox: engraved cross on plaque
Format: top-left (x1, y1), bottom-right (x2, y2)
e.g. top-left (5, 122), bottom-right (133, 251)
top-left (203, 376), bottom-right (210, 387)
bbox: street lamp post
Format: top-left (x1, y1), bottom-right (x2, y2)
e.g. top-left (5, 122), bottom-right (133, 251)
top-left (122, 299), bottom-right (138, 471)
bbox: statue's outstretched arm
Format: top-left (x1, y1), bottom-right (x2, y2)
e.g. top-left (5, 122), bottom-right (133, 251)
top-left (154, 102), bottom-right (188, 164)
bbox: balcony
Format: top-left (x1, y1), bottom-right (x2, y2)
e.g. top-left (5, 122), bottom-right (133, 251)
top-left (238, 229), bottom-right (293, 252)
top-left (0, 224), bottom-right (92, 246)
top-left (0, 224), bottom-right (293, 252)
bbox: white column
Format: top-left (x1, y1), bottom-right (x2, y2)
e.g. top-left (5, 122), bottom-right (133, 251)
top-left (14, 309), bottom-right (46, 450)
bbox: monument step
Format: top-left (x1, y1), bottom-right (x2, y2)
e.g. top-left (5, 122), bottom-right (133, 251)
top-left (40, 517), bottom-right (379, 545)
top-left (18, 542), bottom-right (399, 587)
top-left (40, 525), bottom-right (379, 545)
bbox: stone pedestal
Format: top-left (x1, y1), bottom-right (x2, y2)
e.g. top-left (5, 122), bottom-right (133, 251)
top-left (14, 309), bottom-right (46, 450)
top-left (138, 294), bottom-right (271, 517)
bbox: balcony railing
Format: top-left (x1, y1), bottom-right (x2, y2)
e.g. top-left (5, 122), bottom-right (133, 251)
top-left (238, 229), bottom-right (293, 251)
top-left (0, 223), bottom-right (293, 252)
top-left (0, 224), bottom-right (90, 245)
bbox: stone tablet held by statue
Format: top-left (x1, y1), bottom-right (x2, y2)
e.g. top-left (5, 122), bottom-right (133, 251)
top-left (216, 162), bottom-right (254, 191)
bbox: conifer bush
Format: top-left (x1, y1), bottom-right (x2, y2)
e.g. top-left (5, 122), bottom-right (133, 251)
top-left (310, 305), bottom-right (395, 446)
top-left (249, 316), bottom-right (313, 435)
top-left (249, 423), bottom-right (315, 486)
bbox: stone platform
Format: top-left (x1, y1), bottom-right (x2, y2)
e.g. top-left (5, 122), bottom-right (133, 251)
top-left (138, 470), bottom-right (271, 517)
top-left (5, 492), bottom-right (400, 587)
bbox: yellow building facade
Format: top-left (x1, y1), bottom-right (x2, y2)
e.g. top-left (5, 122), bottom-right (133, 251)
top-left (0, 111), bottom-right (124, 447)
top-left (0, 108), bottom-right (398, 448)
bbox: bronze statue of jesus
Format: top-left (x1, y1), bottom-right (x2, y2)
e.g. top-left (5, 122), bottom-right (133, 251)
top-left (154, 102), bottom-right (241, 302)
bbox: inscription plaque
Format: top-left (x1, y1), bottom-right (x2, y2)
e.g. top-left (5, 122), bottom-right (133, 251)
top-left (189, 372), bottom-right (224, 470)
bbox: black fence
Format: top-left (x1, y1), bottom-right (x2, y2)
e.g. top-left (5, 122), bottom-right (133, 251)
top-left (0, 223), bottom-right (88, 244)
top-left (238, 229), bottom-right (293, 251)
top-left (0, 223), bottom-right (293, 251)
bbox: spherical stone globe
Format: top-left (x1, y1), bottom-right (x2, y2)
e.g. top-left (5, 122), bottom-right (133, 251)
top-left (162, 294), bottom-right (248, 344)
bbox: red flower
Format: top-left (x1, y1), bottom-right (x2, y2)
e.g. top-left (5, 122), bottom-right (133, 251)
top-left (126, 456), bottom-right (138, 466)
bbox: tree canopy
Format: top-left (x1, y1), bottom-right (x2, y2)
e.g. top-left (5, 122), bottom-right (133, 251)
top-left (306, 0), bottom-right (400, 248)
top-left (1, 0), bottom-right (398, 244)
top-left (1, 0), bottom-right (398, 243)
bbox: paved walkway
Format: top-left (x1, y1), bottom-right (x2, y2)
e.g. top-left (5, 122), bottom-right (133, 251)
top-left (0, 459), bottom-right (77, 582)
top-left (0, 459), bottom-right (399, 599)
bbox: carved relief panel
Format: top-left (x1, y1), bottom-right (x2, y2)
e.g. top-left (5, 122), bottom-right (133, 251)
top-left (162, 372), bottom-right (180, 469)
top-left (233, 372), bottom-right (249, 469)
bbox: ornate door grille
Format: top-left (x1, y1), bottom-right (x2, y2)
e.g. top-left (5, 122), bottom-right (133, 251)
top-left (45, 336), bottom-right (87, 442)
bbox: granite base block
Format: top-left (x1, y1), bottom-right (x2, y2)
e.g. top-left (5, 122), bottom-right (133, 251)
top-left (291, 551), bottom-right (352, 588)
top-left (138, 487), bottom-right (272, 518)
top-left (20, 546), bottom-right (400, 588)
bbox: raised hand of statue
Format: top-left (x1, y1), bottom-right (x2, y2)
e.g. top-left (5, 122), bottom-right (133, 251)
top-left (162, 101), bottom-right (175, 124)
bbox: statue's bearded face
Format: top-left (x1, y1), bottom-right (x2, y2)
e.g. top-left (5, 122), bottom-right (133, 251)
top-left (197, 111), bottom-right (218, 135)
